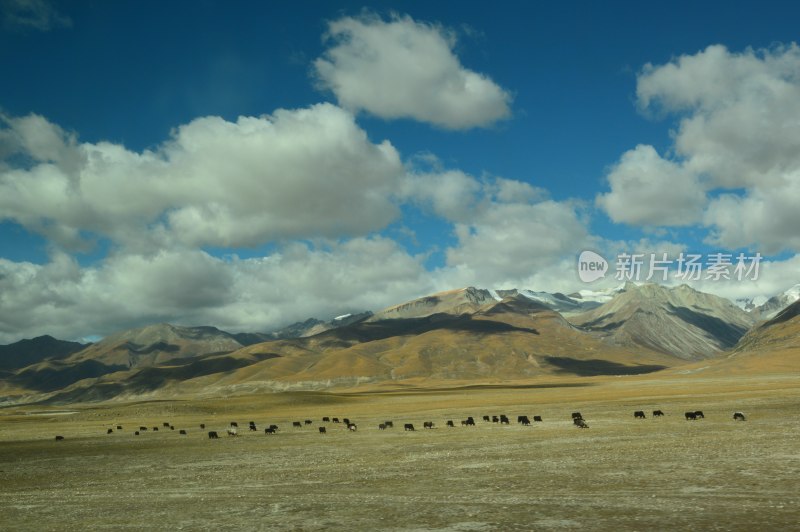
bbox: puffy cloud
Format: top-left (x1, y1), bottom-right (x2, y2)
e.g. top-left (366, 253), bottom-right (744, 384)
top-left (0, 238), bottom-right (433, 344)
top-left (601, 43), bottom-right (800, 253)
top-left (313, 13), bottom-right (512, 129)
top-left (443, 197), bottom-right (592, 287)
top-left (0, 104), bottom-right (404, 251)
top-left (596, 144), bottom-right (706, 226)
top-left (400, 170), bottom-right (482, 222)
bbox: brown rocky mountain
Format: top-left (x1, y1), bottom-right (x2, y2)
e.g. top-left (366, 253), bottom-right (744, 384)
top-left (567, 283), bottom-right (755, 360)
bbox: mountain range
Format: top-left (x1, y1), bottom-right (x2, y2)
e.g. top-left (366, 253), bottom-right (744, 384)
top-left (0, 282), bottom-right (798, 405)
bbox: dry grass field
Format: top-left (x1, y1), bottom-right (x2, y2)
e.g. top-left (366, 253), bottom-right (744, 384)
top-left (1, 373), bottom-right (799, 531)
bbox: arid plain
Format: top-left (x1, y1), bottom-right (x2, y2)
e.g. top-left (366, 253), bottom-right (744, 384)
top-left (2, 371), bottom-right (799, 531)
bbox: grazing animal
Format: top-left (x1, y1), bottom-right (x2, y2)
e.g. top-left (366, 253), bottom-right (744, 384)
top-left (107, 428), bottom-right (114, 434)
top-left (384, 421), bottom-right (394, 428)
top-left (152, 427), bottom-right (159, 431)
top-left (55, 435), bottom-right (64, 441)
top-left (461, 420), bottom-right (468, 426)
top-left (249, 422), bottom-right (257, 431)
top-left (343, 418), bottom-right (351, 425)
top-left (533, 415), bottom-right (543, 422)
top-left (574, 418), bottom-right (589, 428)
top-left (653, 410), bottom-right (665, 417)
top-left (423, 421), bottom-right (435, 429)
top-left (446, 420), bottom-right (455, 427)
top-left (200, 423), bottom-right (205, 429)
top-left (733, 412), bottom-right (746, 421)
top-left (139, 427), bottom-right (147, 431)
top-left (322, 417), bottom-right (330, 422)
top-left (685, 412), bottom-right (697, 420)
top-left (170, 426), bottom-right (175, 430)
top-left (208, 431), bottom-right (219, 439)
top-left (571, 412), bottom-right (583, 420)
top-left (226, 428), bottom-right (237, 436)
top-left (305, 420), bottom-right (313, 425)
top-left (483, 415), bottom-right (490, 422)
top-left (634, 411), bottom-right (646, 419)
top-left (694, 411), bottom-right (705, 419)
top-left (319, 427), bottom-right (327, 434)
top-left (179, 430), bottom-right (187, 435)
top-left (379, 424), bottom-right (386, 430)
top-left (134, 431), bottom-right (139, 436)
top-left (269, 424), bottom-right (278, 431)
top-left (163, 422), bottom-right (170, 428)
top-left (116, 425), bottom-right (123, 430)
top-left (292, 422), bottom-right (302, 428)
top-left (265, 428), bottom-right (276, 435)
top-left (519, 416), bottom-right (531, 426)
top-left (499, 415), bottom-right (510, 425)
top-left (332, 418), bottom-right (340, 423)
top-left (230, 422), bottom-right (238, 428)
top-left (347, 423), bottom-right (357, 432)
top-left (404, 423), bottom-right (415, 431)
top-left (465, 417), bottom-right (476, 426)
top-left (492, 415), bottom-right (499, 423)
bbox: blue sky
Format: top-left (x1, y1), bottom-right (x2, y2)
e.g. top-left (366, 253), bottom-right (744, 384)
top-left (1, 0), bottom-right (799, 342)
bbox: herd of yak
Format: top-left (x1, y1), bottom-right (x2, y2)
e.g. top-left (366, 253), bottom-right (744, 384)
top-left (53, 409), bottom-right (748, 441)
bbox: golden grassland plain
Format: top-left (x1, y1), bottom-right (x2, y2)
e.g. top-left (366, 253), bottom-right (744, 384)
top-left (1, 373), bottom-right (799, 531)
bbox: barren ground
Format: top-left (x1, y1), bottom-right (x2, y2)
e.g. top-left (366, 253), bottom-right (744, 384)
top-left (1, 373), bottom-right (799, 531)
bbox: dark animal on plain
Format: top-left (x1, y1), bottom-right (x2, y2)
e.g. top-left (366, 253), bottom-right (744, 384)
top-left (634, 411), bottom-right (646, 419)
top-left (304, 420), bottom-right (313, 425)
top-left (139, 426), bottom-right (147, 431)
top-left (208, 431), bottom-right (219, 439)
top-left (322, 417), bottom-right (330, 422)
top-left (465, 417), bottom-right (476, 426)
top-left (343, 418), bottom-right (351, 425)
top-left (163, 422), bottom-right (170, 428)
top-left (694, 411), bottom-right (705, 419)
top-left (269, 424), bottom-right (278, 431)
top-left (170, 426), bottom-right (175, 430)
top-left (461, 420), bottom-right (468, 426)
top-left (107, 428), bottom-right (114, 434)
top-left (179, 430), bottom-right (187, 435)
top-left (517, 416), bottom-right (526, 423)
top-left (152, 427), bottom-right (158, 431)
top-left (230, 422), bottom-right (238, 428)
top-left (265, 428), bottom-right (276, 434)
top-left (573, 417), bottom-right (586, 426)
top-left (492, 415), bottom-right (499, 423)
top-left (249, 422), bottom-right (257, 431)
top-left (55, 435), bottom-right (64, 441)
top-left (423, 421), bottom-right (435, 429)
top-left (653, 410), bottom-right (664, 417)
top-left (226, 428), bottom-right (237, 436)
top-left (446, 420), bottom-right (455, 427)
top-left (533, 416), bottom-right (543, 422)
top-left (483, 415), bottom-right (490, 422)
top-left (292, 421), bottom-right (302, 428)
top-left (404, 423), bottom-right (415, 431)
top-left (379, 423), bottom-right (386, 430)
top-left (347, 423), bottom-right (357, 432)
top-left (571, 412), bottom-right (583, 420)
top-left (499, 415), bottom-right (510, 424)
top-left (384, 421), bottom-right (394, 428)
top-left (733, 412), bottom-right (746, 421)
top-left (332, 418), bottom-right (340, 423)
top-left (574, 418), bottom-right (589, 428)
top-left (319, 427), bottom-right (327, 434)
top-left (200, 423), bottom-right (205, 429)
top-left (134, 431), bottom-right (139, 436)
top-left (519, 416), bottom-right (531, 426)
top-left (685, 412), bottom-right (697, 420)
top-left (116, 425), bottom-right (122, 430)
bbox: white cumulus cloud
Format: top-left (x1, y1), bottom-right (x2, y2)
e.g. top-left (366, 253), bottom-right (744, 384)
top-left (314, 13), bottom-right (512, 129)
